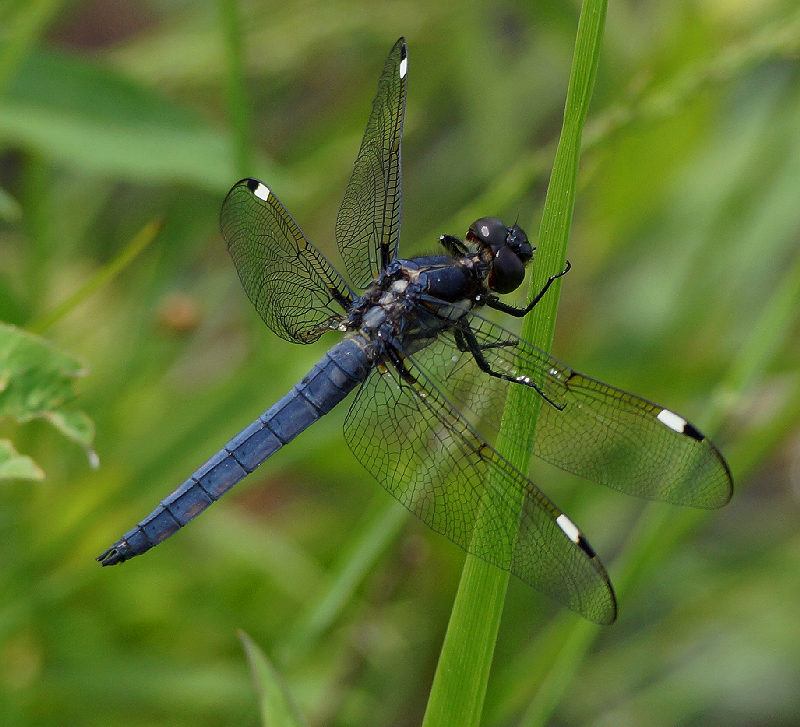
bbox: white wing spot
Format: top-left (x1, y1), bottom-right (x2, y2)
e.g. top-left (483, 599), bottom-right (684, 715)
top-left (657, 408), bottom-right (687, 434)
top-left (556, 513), bottom-right (581, 544)
top-left (252, 182), bottom-right (271, 201)
top-left (399, 56), bottom-right (408, 79)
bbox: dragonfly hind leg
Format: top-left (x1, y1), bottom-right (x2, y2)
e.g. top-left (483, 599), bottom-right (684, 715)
top-left (453, 326), bottom-right (566, 411)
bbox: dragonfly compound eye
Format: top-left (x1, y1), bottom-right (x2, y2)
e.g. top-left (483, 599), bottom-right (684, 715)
top-left (467, 217), bottom-right (508, 250)
top-left (490, 245), bottom-right (527, 293)
top-left (468, 218), bottom-right (532, 294)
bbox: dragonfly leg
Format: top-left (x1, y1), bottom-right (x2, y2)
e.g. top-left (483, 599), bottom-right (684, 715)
top-left (455, 325), bottom-right (566, 411)
top-left (453, 327), bottom-right (516, 355)
top-left (486, 261), bottom-right (571, 317)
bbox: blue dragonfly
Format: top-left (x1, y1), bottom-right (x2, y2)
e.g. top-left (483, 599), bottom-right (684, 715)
top-left (98, 38), bottom-right (732, 624)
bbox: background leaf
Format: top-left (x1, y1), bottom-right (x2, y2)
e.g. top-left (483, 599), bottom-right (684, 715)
top-left (0, 439), bottom-right (44, 480)
top-left (0, 322), bottom-right (95, 473)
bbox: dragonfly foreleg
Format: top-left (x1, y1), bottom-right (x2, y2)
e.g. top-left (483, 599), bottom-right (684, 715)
top-left (485, 261), bottom-right (571, 317)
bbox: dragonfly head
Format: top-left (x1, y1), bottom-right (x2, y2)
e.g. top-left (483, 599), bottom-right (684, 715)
top-left (467, 217), bottom-right (533, 294)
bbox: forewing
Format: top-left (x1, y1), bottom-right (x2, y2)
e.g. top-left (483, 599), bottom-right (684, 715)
top-left (335, 37), bottom-right (407, 288)
top-left (220, 178), bottom-right (353, 343)
top-left (408, 304), bottom-right (733, 509)
top-left (343, 359), bottom-right (617, 624)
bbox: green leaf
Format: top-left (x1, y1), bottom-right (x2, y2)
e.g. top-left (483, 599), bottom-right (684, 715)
top-left (43, 410), bottom-right (98, 467)
top-left (0, 439), bottom-right (44, 480)
top-left (0, 322), bottom-right (96, 474)
top-left (0, 47), bottom-right (235, 188)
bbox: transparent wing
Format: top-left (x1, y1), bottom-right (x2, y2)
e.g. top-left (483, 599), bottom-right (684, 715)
top-left (335, 37), bottom-right (407, 288)
top-left (344, 359), bottom-right (617, 624)
top-left (220, 178), bottom-right (353, 343)
top-left (407, 302), bottom-right (733, 509)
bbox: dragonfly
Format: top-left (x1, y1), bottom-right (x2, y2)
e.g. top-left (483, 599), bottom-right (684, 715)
top-left (97, 38), bottom-right (732, 624)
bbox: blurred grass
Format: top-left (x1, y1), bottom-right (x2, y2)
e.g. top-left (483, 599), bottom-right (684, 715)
top-left (2, 1), bottom-right (800, 726)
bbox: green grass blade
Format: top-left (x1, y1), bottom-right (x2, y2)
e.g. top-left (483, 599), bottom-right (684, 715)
top-left (422, 2), bottom-right (608, 725)
top-left (239, 631), bottom-right (309, 727)
top-left (217, 0), bottom-right (253, 177)
top-left (277, 497), bottom-right (408, 664)
top-left (29, 218), bottom-right (161, 334)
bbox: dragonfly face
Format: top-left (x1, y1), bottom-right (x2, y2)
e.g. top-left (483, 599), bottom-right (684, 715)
top-left (98, 38), bottom-right (732, 625)
top-left (467, 217), bottom-right (533, 294)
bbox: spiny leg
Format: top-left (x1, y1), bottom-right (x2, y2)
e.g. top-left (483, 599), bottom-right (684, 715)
top-left (455, 324), bottom-right (565, 411)
top-left (486, 261), bottom-right (571, 317)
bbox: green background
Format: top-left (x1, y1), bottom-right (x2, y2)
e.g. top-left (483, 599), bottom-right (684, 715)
top-left (2, 0), bottom-right (800, 725)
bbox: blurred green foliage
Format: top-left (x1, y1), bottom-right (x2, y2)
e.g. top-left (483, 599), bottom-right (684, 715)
top-left (2, 1), bottom-right (800, 726)
top-left (0, 322), bottom-right (96, 479)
